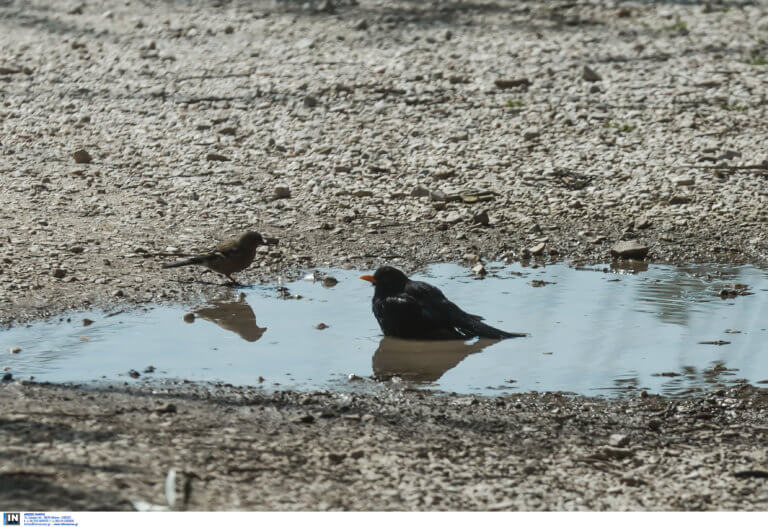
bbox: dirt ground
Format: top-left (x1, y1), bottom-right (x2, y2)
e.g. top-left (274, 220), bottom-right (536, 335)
top-left (1, 380), bottom-right (768, 511)
top-left (1, 0), bottom-right (768, 511)
top-left (1, 0), bottom-right (767, 324)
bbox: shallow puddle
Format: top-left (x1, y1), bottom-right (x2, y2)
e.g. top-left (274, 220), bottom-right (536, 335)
top-left (1, 263), bottom-right (767, 397)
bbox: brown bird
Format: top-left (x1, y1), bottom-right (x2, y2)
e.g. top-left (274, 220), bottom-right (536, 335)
top-left (162, 231), bottom-right (265, 285)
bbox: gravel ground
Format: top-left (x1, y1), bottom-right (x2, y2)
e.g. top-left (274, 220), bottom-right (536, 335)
top-left (1, 380), bottom-right (768, 511)
top-left (1, 0), bottom-right (768, 323)
top-left (2, 0), bottom-right (768, 511)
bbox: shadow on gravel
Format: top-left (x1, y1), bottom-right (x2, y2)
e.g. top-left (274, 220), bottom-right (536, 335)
top-left (2, 0), bottom-right (759, 63)
top-left (634, 0), bottom-right (755, 5)
top-left (0, 474), bottom-right (133, 511)
top-left (25, 380), bottom-right (312, 413)
top-left (0, 5), bottom-right (106, 39)
top-left (1, 416), bottom-right (116, 444)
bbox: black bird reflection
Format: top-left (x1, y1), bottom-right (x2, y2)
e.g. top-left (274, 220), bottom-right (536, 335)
top-left (193, 296), bottom-right (266, 342)
top-left (372, 337), bottom-right (499, 382)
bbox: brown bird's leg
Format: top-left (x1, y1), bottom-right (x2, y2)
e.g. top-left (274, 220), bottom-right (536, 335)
top-left (225, 274), bottom-right (240, 287)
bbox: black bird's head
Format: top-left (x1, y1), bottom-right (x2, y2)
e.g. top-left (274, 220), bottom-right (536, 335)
top-left (360, 266), bottom-right (409, 296)
top-left (240, 231), bottom-right (265, 249)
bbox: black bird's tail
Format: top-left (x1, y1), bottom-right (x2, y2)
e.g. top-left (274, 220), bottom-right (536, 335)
top-left (460, 317), bottom-right (528, 340)
top-left (162, 256), bottom-right (204, 269)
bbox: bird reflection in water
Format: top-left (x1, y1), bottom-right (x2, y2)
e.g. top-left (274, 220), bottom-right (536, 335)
top-left (192, 295), bottom-right (266, 342)
top-left (372, 337), bottom-right (499, 383)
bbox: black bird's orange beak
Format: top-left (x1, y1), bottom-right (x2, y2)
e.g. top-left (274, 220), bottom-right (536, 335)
top-left (360, 275), bottom-right (376, 284)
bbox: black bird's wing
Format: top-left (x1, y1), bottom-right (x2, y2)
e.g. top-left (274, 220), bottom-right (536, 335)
top-left (402, 280), bottom-right (525, 339)
top-left (374, 291), bottom-right (464, 339)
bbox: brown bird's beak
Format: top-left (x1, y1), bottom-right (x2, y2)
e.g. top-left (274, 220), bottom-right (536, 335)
top-left (360, 275), bottom-right (376, 284)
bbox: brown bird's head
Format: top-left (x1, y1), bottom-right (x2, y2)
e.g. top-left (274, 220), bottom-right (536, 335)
top-left (239, 231), bottom-right (265, 248)
top-left (361, 266), bottom-right (409, 295)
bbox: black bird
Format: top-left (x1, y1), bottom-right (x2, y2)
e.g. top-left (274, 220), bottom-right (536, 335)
top-left (360, 266), bottom-right (528, 340)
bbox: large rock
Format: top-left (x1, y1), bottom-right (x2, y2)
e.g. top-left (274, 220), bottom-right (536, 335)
top-left (610, 240), bottom-right (649, 259)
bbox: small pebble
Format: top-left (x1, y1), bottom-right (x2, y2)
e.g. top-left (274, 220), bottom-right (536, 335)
top-left (582, 65), bottom-right (602, 82)
top-left (471, 263), bottom-right (487, 276)
top-left (472, 210), bottom-right (490, 226)
top-left (73, 149), bottom-right (92, 163)
top-left (609, 434), bottom-right (630, 448)
top-left (529, 243), bottom-right (546, 256)
top-left (274, 186), bottom-right (291, 199)
top-left (205, 152), bottom-right (230, 162)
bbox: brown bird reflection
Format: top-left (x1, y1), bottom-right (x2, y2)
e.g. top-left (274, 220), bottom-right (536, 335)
top-left (372, 337), bottom-right (499, 382)
top-left (194, 297), bottom-right (266, 342)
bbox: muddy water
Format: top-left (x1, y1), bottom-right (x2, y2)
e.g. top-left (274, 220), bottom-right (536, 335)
top-left (1, 263), bottom-right (766, 397)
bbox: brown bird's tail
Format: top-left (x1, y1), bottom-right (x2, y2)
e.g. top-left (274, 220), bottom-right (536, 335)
top-left (162, 256), bottom-right (204, 269)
